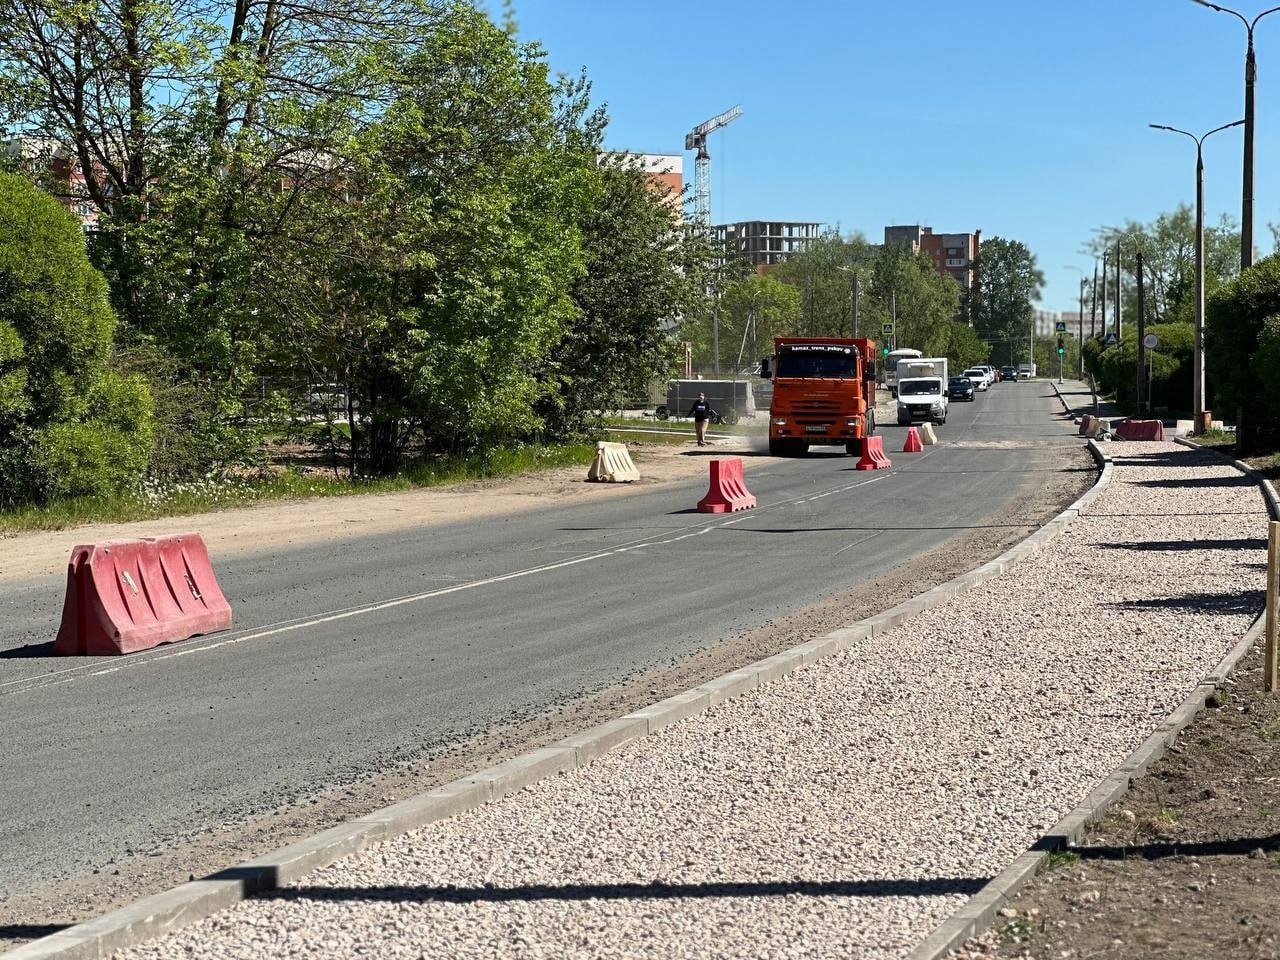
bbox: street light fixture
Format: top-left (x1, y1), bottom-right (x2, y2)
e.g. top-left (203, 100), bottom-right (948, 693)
top-left (1190, 0), bottom-right (1280, 269)
top-left (1150, 118), bottom-right (1245, 434)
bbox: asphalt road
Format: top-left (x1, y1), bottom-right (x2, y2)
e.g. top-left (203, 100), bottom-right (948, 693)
top-left (0, 381), bottom-right (1079, 897)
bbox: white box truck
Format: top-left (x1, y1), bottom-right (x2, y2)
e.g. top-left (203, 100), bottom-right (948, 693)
top-left (896, 357), bottom-right (949, 425)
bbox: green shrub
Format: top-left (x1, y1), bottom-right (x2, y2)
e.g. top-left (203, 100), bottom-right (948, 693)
top-left (1207, 254), bottom-right (1280, 450)
top-left (0, 172), bottom-right (153, 505)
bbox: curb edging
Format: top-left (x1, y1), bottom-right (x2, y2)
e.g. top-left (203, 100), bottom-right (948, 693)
top-left (906, 441), bottom-right (1277, 960)
top-left (3, 441), bottom-right (1114, 960)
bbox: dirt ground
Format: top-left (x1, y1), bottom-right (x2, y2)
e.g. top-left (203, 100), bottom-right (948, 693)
top-left (951, 641), bottom-right (1280, 960)
top-left (0, 412), bottom-right (1092, 951)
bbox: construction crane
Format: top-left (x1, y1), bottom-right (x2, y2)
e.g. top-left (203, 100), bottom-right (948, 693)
top-left (684, 105), bottom-right (742, 229)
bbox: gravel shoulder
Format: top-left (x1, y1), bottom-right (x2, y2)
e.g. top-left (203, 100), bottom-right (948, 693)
top-left (107, 442), bottom-right (1266, 959)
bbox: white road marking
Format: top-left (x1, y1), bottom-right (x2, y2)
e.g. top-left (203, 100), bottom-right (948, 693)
top-left (2, 471), bottom-right (890, 694)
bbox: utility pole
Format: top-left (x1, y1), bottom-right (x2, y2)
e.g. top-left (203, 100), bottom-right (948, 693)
top-left (1090, 262), bottom-right (1098, 339)
top-left (712, 290), bottom-right (721, 376)
top-left (1191, 2), bottom-right (1280, 269)
top-left (1100, 250), bottom-right (1108, 339)
top-left (1136, 247), bottom-right (1147, 411)
top-left (1114, 242), bottom-right (1122, 339)
top-left (1078, 278), bottom-right (1086, 377)
top-left (851, 272), bottom-right (859, 338)
top-left (1151, 118), bottom-right (1245, 433)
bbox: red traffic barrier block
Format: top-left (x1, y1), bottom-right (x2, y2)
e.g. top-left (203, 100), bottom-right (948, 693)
top-left (697, 457), bottom-right (757, 513)
top-left (54, 534), bottom-right (233, 656)
top-left (1114, 419), bottom-right (1165, 441)
top-left (902, 427), bottom-right (924, 453)
top-left (855, 435), bottom-right (892, 470)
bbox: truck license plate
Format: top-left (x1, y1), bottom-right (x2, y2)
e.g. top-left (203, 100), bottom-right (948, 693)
top-left (804, 425), bottom-right (827, 434)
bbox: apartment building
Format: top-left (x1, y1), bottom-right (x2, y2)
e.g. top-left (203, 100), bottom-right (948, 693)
top-left (2, 137), bottom-right (101, 229)
top-left (884, 225), bottom-right (981, 294)
top-left (712, 220), bottom-right (822, 268)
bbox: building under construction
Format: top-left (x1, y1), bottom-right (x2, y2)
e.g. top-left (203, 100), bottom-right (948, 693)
top-left (712, 220), bottom-right (823, 269)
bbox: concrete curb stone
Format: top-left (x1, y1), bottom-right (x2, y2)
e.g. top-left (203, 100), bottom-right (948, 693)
top-left (2, 436), bottom-right (1115, 960)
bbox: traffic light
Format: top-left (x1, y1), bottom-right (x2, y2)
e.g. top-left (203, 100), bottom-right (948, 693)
top-left (1057, 337), bottom-right (1065, 356)
top-left (882, 345), bottom-right (890, 357)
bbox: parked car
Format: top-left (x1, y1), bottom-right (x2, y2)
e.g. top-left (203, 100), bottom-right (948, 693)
top-left (976, 365), bottom-right (997, 385)
top-left (947, 376), bottom-right (975, 401)
top-left (999, 365), bottom-right (1019, 382)
top-left (962, 367), bottom-right (990, 391)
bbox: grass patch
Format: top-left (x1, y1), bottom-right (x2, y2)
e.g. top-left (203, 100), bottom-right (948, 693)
top-left (1044, 850), bottom-right (1081, 872)
top-left (1197, 427), bottom-right (1236, 446)
top-left (0, 443), bottom-right (597, 536)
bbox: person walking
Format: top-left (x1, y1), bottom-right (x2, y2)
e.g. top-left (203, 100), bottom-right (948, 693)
top-left (687, 392), bottom-right (718, 446)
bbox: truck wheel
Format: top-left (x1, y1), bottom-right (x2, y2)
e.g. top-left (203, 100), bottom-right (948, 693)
top-left (845, 439), bottom-right (863, 457)
top-left (897, 415), bottom-right (910, 426)
top-left (768, 438), bottom-right (788, 457)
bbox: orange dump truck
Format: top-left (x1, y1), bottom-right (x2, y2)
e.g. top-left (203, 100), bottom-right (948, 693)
top-left (759, 336), bottom-right (877, 457)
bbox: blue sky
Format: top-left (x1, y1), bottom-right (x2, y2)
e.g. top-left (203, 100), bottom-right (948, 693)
top-left (514, 0), bottom-right (1280, 311)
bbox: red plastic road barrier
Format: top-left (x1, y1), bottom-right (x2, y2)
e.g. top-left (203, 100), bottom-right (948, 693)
top-left (697, 458), bottom-right (757, 513)
top-left (54, 534), bottom-right (233, 656)
top-left (902, 427), bottom-right (924, 453)
top-left (1114, 419), bottom-right (1165, 441)
top-left (855, 435), bottom-right (892, 471)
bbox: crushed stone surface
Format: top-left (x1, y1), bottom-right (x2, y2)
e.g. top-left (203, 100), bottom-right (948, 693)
top-left (118, 442), bottom-right (1267, 959)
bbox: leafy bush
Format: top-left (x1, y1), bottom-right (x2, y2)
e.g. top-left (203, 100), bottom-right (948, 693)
top-left (0, 172), bottom-right (153, 505)
top-left (1082, 321), bottom-right (1193, 414)
top-left (1207, 254), bottom-right (1280, 449)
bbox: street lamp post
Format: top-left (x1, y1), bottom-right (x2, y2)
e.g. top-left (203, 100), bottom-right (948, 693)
top-left (1066, 265), bottom-right (1086, 379)
top-left (1191, 1), bottom-right (1280, 269)
top-left (837, 265), bottom-right (860, 338)
top-left (1151, 119), bottom-right (1245, 434)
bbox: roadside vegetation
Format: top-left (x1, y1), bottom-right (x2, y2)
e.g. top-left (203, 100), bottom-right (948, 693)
top-left (0, 0), bottom-right (1045, 529)
top-left (0, 442), bottom-right (598, 535)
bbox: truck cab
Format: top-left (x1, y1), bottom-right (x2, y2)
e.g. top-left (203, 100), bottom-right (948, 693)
top-left (895, 357), bottom-right (949, 425)
top-left (760, 337), bottom-right (876, 457)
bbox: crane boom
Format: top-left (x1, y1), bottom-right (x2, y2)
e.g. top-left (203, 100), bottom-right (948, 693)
top-left (684, 105), bottom-right (742, 229)
top-left (684, 105), bottom-right (742, 149)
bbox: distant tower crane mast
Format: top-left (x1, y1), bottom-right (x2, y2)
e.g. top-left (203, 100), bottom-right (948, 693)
top-left (685, 105), bottom-right (742, 229)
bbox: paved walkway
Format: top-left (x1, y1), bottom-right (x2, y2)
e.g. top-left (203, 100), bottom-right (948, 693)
top-left (117, 442), bottom-right (1267, 960)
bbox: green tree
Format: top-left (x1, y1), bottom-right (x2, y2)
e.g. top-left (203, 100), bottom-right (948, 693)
top-left (770, 232), bottom-right (874, 337)
top-left (536, 158), bottom-right (711, 436)
top-left (1206, 254), bottom-right (1280, 451)
top-left (273, 6), bottom-right (599, 474)
top-left (689, 274), bottom-right (801, 372)
top-left (864, 242), bottom-right (961, 356)
top-left (1088, 209), bottom-right (1239, 327)
top-left (945, 322), bottom-right (991, 370)
top-left (974, 237), bottom-right (1044, 366)
top-left (0, 172), bottom-right (152, 505)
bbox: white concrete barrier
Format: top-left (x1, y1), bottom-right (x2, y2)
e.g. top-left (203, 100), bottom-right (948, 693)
top-left (587, 442), bottom-right (640, 483)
